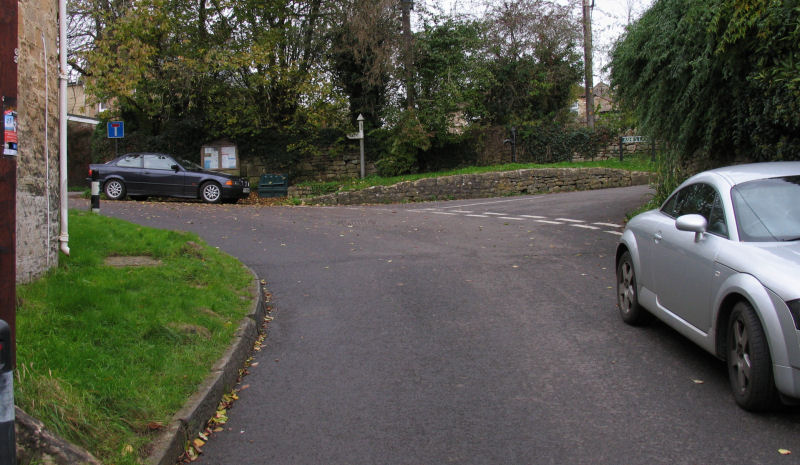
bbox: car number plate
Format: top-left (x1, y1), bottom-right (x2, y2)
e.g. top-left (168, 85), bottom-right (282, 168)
top-left (243, 187), bottom-right (250, 193)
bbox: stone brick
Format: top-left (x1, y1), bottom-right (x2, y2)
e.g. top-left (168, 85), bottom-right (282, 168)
top-left (16, 0), bottom-right (60, 283)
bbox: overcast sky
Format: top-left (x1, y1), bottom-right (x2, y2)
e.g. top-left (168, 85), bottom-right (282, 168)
top-left (427, 0), bottom-right (655, 82)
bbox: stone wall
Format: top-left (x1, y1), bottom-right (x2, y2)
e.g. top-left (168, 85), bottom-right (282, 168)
top-left (291, 168), bottom-right (653, 206)
top-left (16, 0), bottom-right (60, 283)
top-left (241, 151), bottom-right (377, 185)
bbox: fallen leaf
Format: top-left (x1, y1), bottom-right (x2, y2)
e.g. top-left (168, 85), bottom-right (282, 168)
top-left (193, 438), bottom-right (206, 449)
top-left (147, 421), bottom-right (164, 431)
top-left (692, 379), bottom-right (704, 384)
top-left (779, 449), bottom-right (791, 455)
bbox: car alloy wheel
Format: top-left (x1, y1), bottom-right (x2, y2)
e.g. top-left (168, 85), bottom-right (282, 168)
top-left (104, 180), bottom-right (125, 200)
top-left (616, 251), bottom-right (650, 325)
top-left (727, 301), bottom-right (776, 411)
top-left (201, 182), bottom-right (222, 203)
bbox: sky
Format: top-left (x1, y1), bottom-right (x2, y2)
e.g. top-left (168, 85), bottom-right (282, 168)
top-left (428, 0), bottom-right (655, 83)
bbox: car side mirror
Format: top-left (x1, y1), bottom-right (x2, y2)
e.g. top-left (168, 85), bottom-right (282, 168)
top-left (171, 164), bottom-right (180, 171)
top-left (676, 214), bottom-right (708, 242)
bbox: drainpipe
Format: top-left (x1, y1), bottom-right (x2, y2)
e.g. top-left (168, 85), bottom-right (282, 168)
top-left (58, 0), bottom-right (69, 255)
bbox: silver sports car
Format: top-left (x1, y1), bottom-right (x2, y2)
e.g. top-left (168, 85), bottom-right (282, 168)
top-left (617, 162), bottom-right (800, 411)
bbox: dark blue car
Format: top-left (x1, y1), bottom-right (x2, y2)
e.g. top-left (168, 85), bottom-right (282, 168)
top-left (88, 152), bottom-right (250, 203)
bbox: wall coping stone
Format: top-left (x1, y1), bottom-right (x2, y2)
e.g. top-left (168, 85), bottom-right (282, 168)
top-left (291, 168), bottom-right (654, 206)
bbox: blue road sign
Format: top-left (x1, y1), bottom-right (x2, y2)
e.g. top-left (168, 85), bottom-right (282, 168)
top-left (107, 121), bottom-right (124, 139)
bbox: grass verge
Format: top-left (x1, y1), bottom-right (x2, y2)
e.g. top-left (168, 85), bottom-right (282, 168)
top-left (295, 155), bottom-right (655, 197)
top-left (15, 210), bottom-right (254, 464)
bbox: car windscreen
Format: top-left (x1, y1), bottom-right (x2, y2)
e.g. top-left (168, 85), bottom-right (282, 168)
top-left (177, 158), bottom-right (204, 171)
top-left (731, 176), bottom-right (800, 242)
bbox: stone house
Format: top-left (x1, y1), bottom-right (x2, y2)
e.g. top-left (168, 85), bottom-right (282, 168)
top-left (15, 0), bottom-right (61, 283)
top-left (573, 82), bottom-right (615, 122)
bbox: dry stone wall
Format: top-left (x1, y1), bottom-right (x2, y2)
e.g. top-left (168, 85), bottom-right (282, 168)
top-left (16, 0), bottom-right (61, 283)
top-left (292, 168), bottom-right (652, 206)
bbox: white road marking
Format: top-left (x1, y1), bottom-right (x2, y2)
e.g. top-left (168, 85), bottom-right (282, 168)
top-left (437, 197), bottom-right (547, 209)
top-left (407, 206), bottom-right (624, 238)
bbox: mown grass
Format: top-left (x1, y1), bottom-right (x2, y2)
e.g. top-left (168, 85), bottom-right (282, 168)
top-left (15, 210), bottom-right (254, 464)
top-left (295, 154), bottom-right (655, 197)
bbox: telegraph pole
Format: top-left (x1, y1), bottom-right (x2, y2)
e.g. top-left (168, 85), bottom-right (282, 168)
top-left (582, 0), bottom-right (595, 130)
top-left (0, 0), bottom-right (19, 367)
top-left (401, 0), bottom-right (415, 110)
top-left (0, 0), bottom-right (18, 462)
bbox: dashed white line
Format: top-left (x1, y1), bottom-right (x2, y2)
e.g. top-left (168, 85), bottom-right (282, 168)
top-left (594, 222), bottom-right (623, 228)
top-left (605, 231), bottom-right (623, 236)
top-left (520, 215), bottom-right (547, 219)
top-left (556, 218), bottom-right (585, 223)
top-left (500, 217), bottom-right (525, 221)
top-left (451, 210), bottom-right (474, 214)
top-left (483, 212), bottom-right (506, 216)
top-left (465, 214), bottom-right (488, 218)
top-left (430, 211), bottom-right (458, 215)
top-left (535, 220), bottom-right (564, 225)
top-left (571, 224), bottom-right (600, 230)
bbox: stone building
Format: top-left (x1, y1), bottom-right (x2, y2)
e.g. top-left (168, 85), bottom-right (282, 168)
top-left (574, 82), bottom-right (615, 122)
top-left (15, 0), bottom-right (60, 283)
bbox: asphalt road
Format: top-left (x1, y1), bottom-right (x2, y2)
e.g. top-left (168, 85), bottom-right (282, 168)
top-left (74, 186), bottom-right (800, 464)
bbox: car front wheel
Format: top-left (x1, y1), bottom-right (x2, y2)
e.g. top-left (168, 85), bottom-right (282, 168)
top-left (200, 182), bottom-right (222, 203)
top-left (104, 179), bottom-right (126, 200)
top-left (727, 301), bottom-right (777, 411)
top-left (616, 250), bottom-right (651, 325)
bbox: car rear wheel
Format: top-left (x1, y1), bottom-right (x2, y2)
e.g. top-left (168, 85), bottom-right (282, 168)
top-left (104, 179), bottom-right (126, 200)
top-left (200, 181), bottom-right (222, 203)
top-left (616, 251), bottom-right (651, 325)
top-left (727, 301), bottom-right (777, 411)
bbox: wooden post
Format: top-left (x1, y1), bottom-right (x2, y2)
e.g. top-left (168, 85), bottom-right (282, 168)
top-left (0, 0), bottom-right (19, 370)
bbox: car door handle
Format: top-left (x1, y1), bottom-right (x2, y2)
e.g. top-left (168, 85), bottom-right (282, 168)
top-left (653, 232), bottom-right (663, 243)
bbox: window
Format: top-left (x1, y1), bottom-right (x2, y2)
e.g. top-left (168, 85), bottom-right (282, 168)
top-left (661, 183), bottom-right (728, 238)
top-left (143, 154), bottom-right (176, 170)
top-left (732, 176), bottom-right (800, 242)
top-left (116, 154), bottom-right (142, 168)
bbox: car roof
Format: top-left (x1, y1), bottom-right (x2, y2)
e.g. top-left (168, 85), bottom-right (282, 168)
top-left (698, 161), bottom-right (800, 186)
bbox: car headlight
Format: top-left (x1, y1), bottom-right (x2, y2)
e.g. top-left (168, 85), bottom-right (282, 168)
top-left (787, 299), bottom-right (800, 330)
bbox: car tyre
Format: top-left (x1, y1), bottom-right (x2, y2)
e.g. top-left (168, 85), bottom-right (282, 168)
top-left (727, 301), bottom-right (777, 411)
top-left (103, 179), bottom-right (126, 200)
top-left (200, 181), bottom-right (222, 204)
top-left (616, 250), bottom-right (651, 325)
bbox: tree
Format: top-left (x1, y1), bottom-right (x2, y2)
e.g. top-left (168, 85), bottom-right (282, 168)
top-left (414, 17), bottom-right (490, 144)
top-left (481, 0), bottom-right (583, 125)
top-left (610, 0), bottom-right (800, 166)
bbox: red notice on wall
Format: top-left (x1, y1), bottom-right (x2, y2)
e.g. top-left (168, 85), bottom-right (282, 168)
top-left (3, 108), bottom-right (16, 156)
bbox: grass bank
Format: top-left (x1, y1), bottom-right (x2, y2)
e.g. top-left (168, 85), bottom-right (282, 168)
top-left (15, 210), bottom-right (253, 464)
top-left (294, 155), bottom-right (655, 197)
